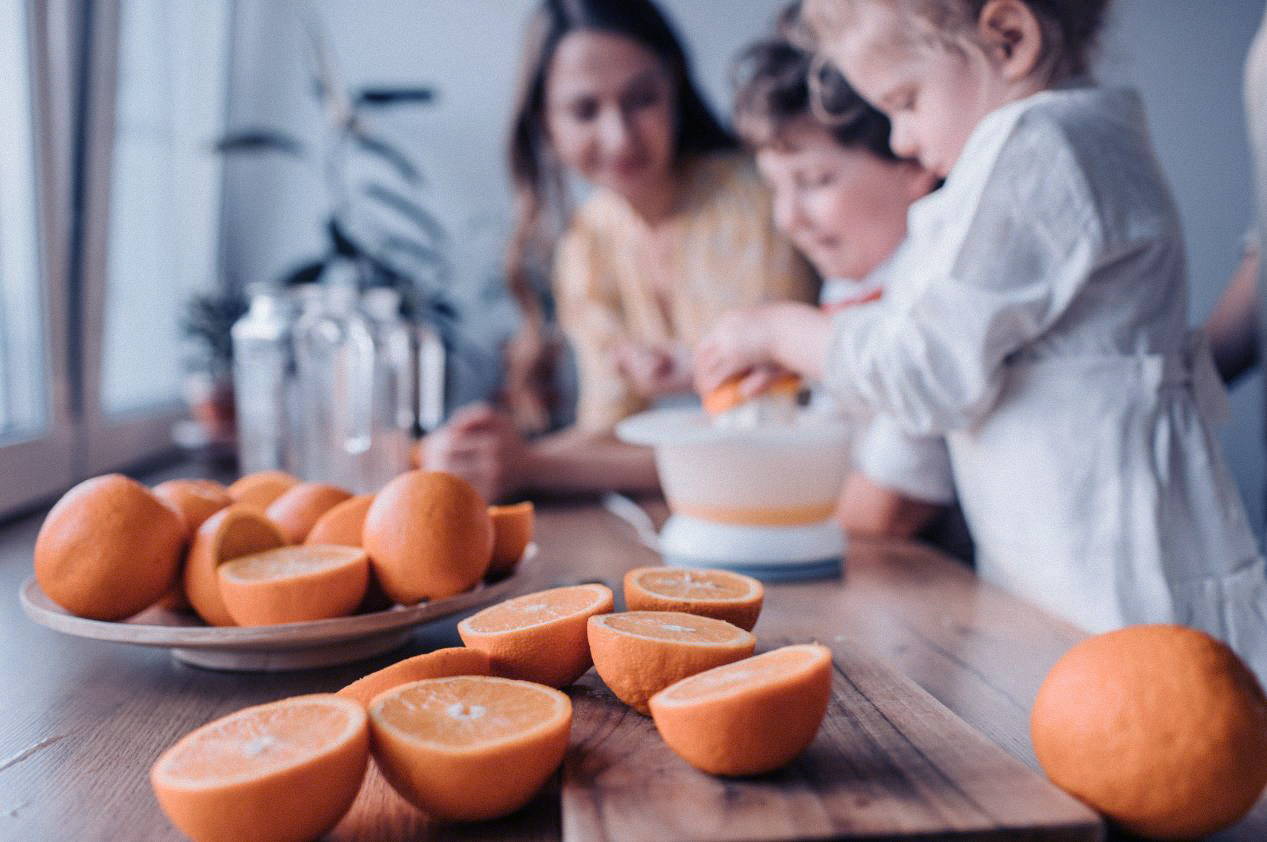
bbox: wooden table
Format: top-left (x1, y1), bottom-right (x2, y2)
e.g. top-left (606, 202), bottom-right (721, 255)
top-left (2, 468), bottom-right (1266, 841)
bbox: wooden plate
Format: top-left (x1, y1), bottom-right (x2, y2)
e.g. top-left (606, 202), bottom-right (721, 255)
top-left (19, 546), bottom-right (534, 671)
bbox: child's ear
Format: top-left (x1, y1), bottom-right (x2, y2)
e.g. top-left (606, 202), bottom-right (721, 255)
top-left (976, 0), bottom-right (1043, 81)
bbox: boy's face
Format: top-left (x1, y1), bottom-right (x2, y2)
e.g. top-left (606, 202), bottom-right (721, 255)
top-left (755, 119), bottom-right (931, 280)
top-left (814, 1), bottom-right (1014, 178)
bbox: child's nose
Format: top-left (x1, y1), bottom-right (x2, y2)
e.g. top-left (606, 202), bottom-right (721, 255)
top-left (598, 107), bottom-right (636, 155)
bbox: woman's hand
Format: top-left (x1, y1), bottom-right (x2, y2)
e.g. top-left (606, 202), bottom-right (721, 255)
top-left (612, 339), bottom-right (693, 400)
top-left (420, 403), bottom-right (527, 503)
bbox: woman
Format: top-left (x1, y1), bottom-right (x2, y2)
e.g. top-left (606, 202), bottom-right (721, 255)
top-left (423, 0), bottom-right (814, 502)
top-left (730, 12), bottom-right (961, 546)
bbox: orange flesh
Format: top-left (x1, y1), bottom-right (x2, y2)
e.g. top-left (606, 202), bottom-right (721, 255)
top-left (671, 501), bottom-right (836, 527)
top-left (600, 612), bottom-right (744, 643)
top-left (657, 646), bottom-right (825, 703)
top-left (158, 703), bottom-right (357, 783)
top-left (632, 571), bottom-right (752, 601)
top-left (464, 585), bottom-right (609, 634)
top-left (373, 677), bottom-right (564, 749)
top-left (220, 547), bottom-right (363, 581)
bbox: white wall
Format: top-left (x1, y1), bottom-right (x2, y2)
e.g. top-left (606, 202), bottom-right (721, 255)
top-left (221, 0), bottom-right (1267, 531)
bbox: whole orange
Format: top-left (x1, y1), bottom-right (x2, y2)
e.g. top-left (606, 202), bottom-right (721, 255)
top-left (362, 471), bottom-right (493, 605)
top-left (1031, 624), bottom-right (1267, 839)
top-left (264, 482), bottom-right (353, 544)
top-left (152, 479), bottom-right (232, 536)
top-left (34, 474), bottom-right (186, 621)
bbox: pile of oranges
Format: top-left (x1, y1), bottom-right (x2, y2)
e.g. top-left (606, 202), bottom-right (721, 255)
top-left (33, 469), bottom-right (534, 629)
top-left (145, 565), bottom-right (835, 840)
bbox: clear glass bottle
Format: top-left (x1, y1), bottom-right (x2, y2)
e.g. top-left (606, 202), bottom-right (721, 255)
top-left (293, 263), bottom-right (376, 489)
top-left (230, 283), bottom-right (294, 474)
top-left (415, 319), bottom-right (446, 435)
top-left (361, 287), bottom-right (414, 488)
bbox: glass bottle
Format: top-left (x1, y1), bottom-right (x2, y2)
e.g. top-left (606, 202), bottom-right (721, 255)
top-left (361, 287), bottom-right (414, 488)
top-left (230, 283), bottom-right (293, 474)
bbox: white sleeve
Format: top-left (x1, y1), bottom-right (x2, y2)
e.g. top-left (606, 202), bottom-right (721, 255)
top-left (855, 415), bottom-right (956, 504)
top-left (822, 119), bottom-right (1105, 435)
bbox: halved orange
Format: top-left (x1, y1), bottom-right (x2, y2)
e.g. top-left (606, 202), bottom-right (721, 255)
top-left (304, 493), bottom-right (374, 547)
top-left (338, 647), bottom-right (493, 708)
top-left (588, 611), bottom-right (756, 714)
top-left (649, 643), bottom-right (833, 776)
top-left (216, 545), bottom-right (369, 626)
top-left (184, 505), bottom-right (287, 626)
top-left (264, 482), bottom-right (354, 544)
top-left (368, 676), bottom-right (571, 821)
top-left (624, 566), bottom-right (764, 631)
top-left (226, 470), bottom-right (300, 512)
top-left (457, 584), bottom-right (613, 687)
top-left (488, 501), bottom-right (534, 577)
top-left (151, 694), bottom-right (368, 842)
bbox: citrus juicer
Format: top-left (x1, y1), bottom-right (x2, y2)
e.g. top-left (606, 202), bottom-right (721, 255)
top-left (615, 407), bottom-right (852, 581)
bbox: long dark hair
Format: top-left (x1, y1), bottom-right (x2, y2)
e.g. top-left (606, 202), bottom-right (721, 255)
top-left (502, 0), bottom-right (735, 432)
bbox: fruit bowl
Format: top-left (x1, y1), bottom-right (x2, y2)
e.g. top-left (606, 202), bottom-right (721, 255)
top-left (616, 408), bottom-right (853, 579)
top-left (19, 545), bottom-right (534, 671)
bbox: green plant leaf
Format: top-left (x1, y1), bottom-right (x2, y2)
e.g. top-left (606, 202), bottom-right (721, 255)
top-left (278, 259), bottom-right (328, 287)
top-left (213, 130), bottom-right (306, 158)
top-left (362, 182), bottom-right (448, 246)
top-left (354, 86), bottom-right (436, 107)
top-left (351, 129), bottom-right (424, 185)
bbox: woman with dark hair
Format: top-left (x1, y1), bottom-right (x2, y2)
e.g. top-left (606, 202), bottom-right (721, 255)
top-left (422, 0), bottom-right (814, 502)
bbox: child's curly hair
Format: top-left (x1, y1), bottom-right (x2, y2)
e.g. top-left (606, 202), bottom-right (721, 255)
top-left (806, 0), bottom-right (1112, 87)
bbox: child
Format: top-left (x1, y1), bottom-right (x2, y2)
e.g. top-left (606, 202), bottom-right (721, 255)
top-left (731, 14), bottom-right (965, 548)
top-left (696, 0), bottom-right (1267, 677)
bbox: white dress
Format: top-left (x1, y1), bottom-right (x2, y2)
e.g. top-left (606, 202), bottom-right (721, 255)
top-left (823, 85), bottom-right (1267, 679)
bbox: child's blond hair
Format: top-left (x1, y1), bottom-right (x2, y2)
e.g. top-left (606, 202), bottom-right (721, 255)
top-left (805, 0), bottom-right (1111, 86)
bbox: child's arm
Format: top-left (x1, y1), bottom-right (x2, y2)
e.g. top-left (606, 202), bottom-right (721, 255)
top-left (694, 302), bottom-right (831, 396)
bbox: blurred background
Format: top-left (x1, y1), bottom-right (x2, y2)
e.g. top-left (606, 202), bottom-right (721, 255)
top-left (1, 0), bottom-right (1263, 528)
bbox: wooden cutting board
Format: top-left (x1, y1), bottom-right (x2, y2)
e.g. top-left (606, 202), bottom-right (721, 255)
top-left (561, 638), bottom-right (1104, 842)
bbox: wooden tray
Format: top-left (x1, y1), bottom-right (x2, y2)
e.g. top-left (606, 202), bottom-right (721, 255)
top-left (562, 637), bottom-right (1104, 842)
top-left (19, 547), bottom-right (532, 671)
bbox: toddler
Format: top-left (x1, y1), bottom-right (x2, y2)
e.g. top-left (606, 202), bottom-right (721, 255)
top-left (696, 0), bottom-right (1267, 677)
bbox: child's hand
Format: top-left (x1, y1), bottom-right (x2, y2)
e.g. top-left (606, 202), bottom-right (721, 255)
top-left (693, 305), bottom-right (781, 395)
top-left (612, 340), bottom-right (693, 400)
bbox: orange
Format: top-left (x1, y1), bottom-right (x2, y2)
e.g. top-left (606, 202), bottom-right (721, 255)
top-left (701, 371), bottom-right (801, 416)
top-left (152, 479), bottom-right (233, 536)
top-left (226, 470), bottom-right (300, 512)
top-left (368, 675), bottom-right (571, 821)
top-left (457, 584), bottom-right (613, 688)
top-left (1030, 624), bottom-right (1267, 839)
top-left (304, 493), bottom-right (374, 547)
top-left (338, 647), bottom-right (493, 708)
top-left (624, 566), bottom-right (764, 631)
top-left (152, 479), bottom-right (234, 613)
top-left (34, 474), bottom-right (186, 621)
top-left (185, 505), bottom-right (287, 626)
top-left (649, 643), bottom-right (833, 776)
top-left (217, 545), bottom-right (369, 626)
top-left (264, 482), bottom-right (353, 544)
top-left (150, 694), bottom-right (368, 842)
top-left (362, 470), bottom-right (493, 605)
top-left (588, 611), bottom-right (756, 714)
top-left (488, 501), bottom-right (534, 577)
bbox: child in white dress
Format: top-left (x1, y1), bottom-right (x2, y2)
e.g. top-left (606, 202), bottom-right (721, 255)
top-left (695, 0), bottom-right (1267, 678)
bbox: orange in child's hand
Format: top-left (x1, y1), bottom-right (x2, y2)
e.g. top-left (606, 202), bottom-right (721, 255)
top-left (624, 566), bottom-right (764, 631)
top-left (34, 474), bottom-right (187, 621)
top-left (701, 372), bottom-right (801, 416)
top-left (488, 501), bottom-right (534, 576)
top-left (588, 611), bottom-right (756, 714)
top-left (362, 471), bottom-right (493, 605)
top-left (368, 675), bottom-right (572, 821)
top-left (338, 647), bottom-right (492, 708)
top-left (216, 545), bottom-right (369, 626)
top-left (226, 470), bottom-right (299, 512)
top-left (458, 584), bottom-right (614, 687)
top-left (1030, 624), bottom-right (1267, 839)
top-left (265, 482), bottom-right (353, 544)
top-left (184, 504), bottom-right (286, 626)
top-left (304, 493), bottom-right (374, 547)
top-left (649, 643), bottom-right (833, 776)
top-left (150, 694), bottom-right (368, 842)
